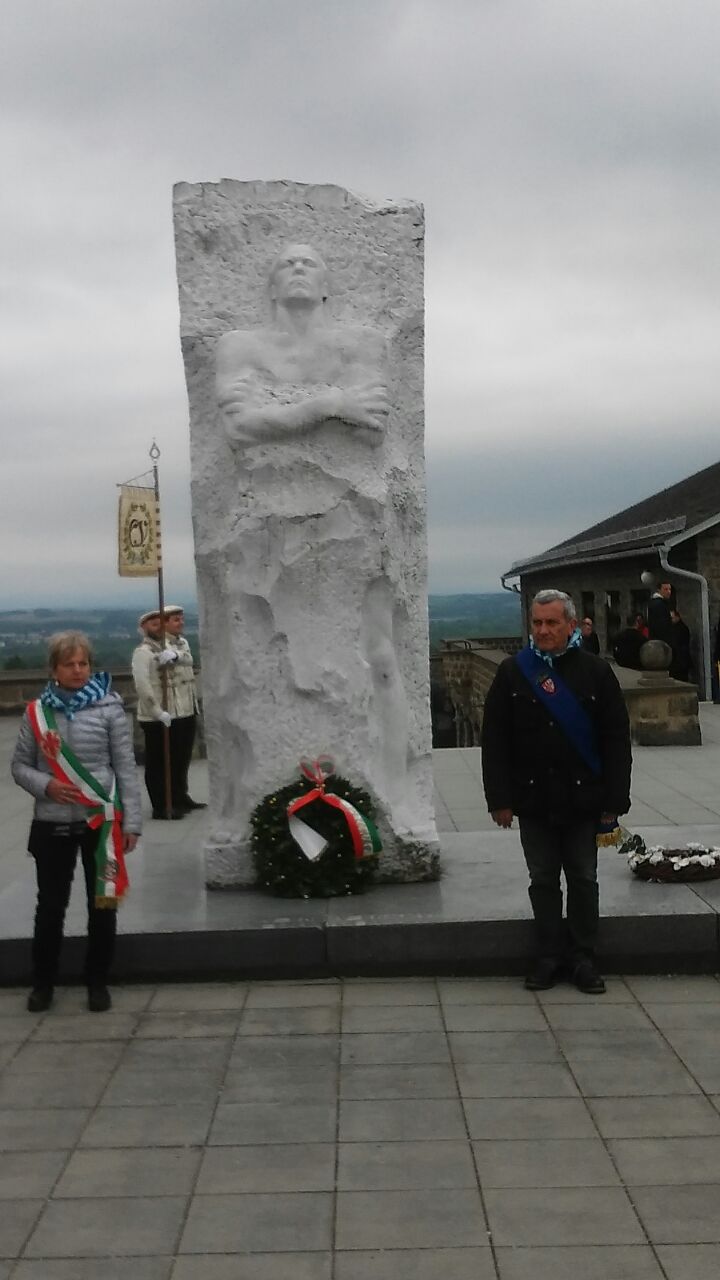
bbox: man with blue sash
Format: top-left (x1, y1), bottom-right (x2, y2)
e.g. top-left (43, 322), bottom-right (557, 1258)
top-left (481, 589), bottom-right (631, 993)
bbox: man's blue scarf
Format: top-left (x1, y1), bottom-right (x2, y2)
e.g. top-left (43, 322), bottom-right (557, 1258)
top-left (529, 626), bottom-right (582, 667)
top-left (40, 672), bottom-right (112, 721)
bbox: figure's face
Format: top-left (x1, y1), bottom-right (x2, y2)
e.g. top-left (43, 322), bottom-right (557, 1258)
top-left (660, 583), bottom-right (672, 600)
top-left (53, 647), bottom-right (91, 690)
top-left (142, 616), bottom-right (163, 639)
top-left (531, 602), bottom-right (575, 653)
top-left (580, 618), bottom-right (593, 636)
top-left (164, 612), bottom-right (184, 637)
top-left (270, 244), bottom-right (327, 305)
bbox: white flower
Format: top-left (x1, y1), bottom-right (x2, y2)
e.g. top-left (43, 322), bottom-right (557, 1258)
top-left (700, 854), bottom-right (717, 868)
top-left (649, 851), bottom-right (665, 864)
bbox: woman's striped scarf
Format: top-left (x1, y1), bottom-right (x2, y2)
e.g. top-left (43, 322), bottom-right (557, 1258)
top-left (40, 672), bottom-right (112, 721)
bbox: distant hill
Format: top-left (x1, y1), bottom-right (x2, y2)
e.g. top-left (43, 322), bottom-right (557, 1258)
top-left (0, 597), bottom-right (521, 667)
top-left (0, 606), bottom-right (199, 670)
top-left (428, 592), bottom-right (521, 652)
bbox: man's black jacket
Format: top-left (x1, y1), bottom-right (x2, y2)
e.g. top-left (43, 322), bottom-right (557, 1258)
top-left (481, 647), bottom-right (632, 823)
top-left (648, 595), bottom-right (673, 646)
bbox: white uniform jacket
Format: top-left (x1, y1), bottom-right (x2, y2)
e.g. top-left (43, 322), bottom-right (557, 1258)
top-left (131, 636), bottom-right (199, 722)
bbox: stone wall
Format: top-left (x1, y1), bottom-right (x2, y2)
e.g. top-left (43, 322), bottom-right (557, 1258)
top-left (439, 645), bottom-right (514, 746)
top-left (438, 648), bottom-right (701, 748)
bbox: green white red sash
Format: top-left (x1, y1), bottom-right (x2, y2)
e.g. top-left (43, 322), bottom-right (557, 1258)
top-left (28, 699), bottom-right (129, 908)
top-left (287, 757), bottom-right (382, 862)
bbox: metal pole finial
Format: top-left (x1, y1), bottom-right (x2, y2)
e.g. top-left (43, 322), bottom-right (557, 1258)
top-left (149, 440), bottom-right (161, 461)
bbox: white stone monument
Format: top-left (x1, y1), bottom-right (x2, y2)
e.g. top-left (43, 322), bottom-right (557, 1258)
top-left (173, 180), bottom-right (439, 886)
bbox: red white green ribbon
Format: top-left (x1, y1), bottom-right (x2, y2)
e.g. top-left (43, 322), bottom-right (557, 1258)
top-left (28, 699), bottom-right (129, 908)
top-left (287, 757), bottom-right (382, 863)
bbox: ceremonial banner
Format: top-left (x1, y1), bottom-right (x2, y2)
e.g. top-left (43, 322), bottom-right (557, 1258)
top-left (118, 484), bottom-right (160, 577)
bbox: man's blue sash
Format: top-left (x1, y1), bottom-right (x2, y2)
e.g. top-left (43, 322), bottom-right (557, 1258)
top-left (515, 646), bottom-right (601, 775)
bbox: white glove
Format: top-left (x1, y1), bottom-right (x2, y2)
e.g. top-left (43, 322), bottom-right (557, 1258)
top-left (156, 648), bottom-right (178, 667)
top-left (157, 710), bottom-right (172, 728)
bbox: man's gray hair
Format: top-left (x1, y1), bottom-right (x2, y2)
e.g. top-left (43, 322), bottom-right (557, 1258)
top-left (532, 589), bottom-right (577, 622)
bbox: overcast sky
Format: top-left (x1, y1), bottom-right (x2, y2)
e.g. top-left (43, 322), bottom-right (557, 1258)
top-left (2, 0), bottom-right (718, 607)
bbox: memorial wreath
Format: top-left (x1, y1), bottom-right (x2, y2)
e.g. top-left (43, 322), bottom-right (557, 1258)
top-left (250, 757), bottom-right (381, 898)
top-left (619, 830), bottom-right (720, 883)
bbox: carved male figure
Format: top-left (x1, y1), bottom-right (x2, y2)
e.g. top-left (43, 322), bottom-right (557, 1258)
top-left (213, 243), bottom-right (414, 830)
top-left (216, 244), bottom-right (389, 447)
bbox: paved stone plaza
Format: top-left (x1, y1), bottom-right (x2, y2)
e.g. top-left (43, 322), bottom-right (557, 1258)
top-left (1, 974), bottom-right (720, 1275)
top-left (3, 710), bottom-right (720, 1269)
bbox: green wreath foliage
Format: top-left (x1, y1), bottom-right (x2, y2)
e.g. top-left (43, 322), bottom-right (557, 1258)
top-left (250, 774), bottom-right (379, 898)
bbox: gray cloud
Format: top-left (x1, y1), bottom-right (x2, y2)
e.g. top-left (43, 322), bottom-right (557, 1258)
top-left (1, 0), bottom-right (718, 604)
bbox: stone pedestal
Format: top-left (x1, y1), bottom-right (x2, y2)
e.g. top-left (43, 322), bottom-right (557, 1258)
top-left (173, 179), bottom-right (439, 887)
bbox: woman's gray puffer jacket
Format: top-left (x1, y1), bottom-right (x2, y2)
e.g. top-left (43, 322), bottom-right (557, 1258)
top-left (12, 693), bottom-right (143, 834)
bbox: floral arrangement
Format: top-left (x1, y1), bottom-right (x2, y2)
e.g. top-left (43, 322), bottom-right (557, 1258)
top-left (250, 758), bottom-right (381, 899)
top-left (619, 830), bottom-right (720, 882)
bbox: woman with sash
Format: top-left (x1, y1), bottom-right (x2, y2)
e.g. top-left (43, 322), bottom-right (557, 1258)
top-left (12, 631), bottom-right (142, 1013)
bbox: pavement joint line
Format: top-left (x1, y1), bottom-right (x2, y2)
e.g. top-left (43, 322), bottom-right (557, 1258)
top-left (533, 978), bottom-right (665, 1268)
top-left (439, 975), bottom-right (499, 1273)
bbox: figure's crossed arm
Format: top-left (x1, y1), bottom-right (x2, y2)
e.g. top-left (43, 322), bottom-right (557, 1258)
top-left (216, 332), bottom-right (389, 448)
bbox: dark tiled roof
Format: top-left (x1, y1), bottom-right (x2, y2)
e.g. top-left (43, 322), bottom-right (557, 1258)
top-left (509, 458), bottom-right (720, 575)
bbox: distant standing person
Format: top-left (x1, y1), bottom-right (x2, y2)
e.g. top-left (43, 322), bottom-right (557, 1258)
top-left (580, 617), bottom-right (600, 655)
top-left (132, 606), bottom-right (205, 819)
top-left (11, 632), bottom-right (141, 1012)
top-left (481, 590), bottom-right (632, 995)
top-left (613, 615), bottom-right (646, 670)
top-left (647, 582), bottom-right (673, 646)
top-left (669, 608), bottom-right (691, 682)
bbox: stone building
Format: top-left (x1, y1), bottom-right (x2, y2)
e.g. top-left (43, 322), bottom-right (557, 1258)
top-left (501, 459), bottom-right (720, 700)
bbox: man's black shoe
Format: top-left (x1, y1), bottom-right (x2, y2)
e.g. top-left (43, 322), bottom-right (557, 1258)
top-left (27, 987), bottom-right (53, 1013)
top-left (88, 985), bottom-right (112, 1013)
top-left (181, 798), bottom-right (207, 811)
top-left (152, 809), bottom-right (185, 820)
top-left (524, 959), bottom-right (561, 991)
top-left (573, 960), bottom-right (606, 995)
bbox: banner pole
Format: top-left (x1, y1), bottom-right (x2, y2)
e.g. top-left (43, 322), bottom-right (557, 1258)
top-left (150, 441), bottom-right (173, 820)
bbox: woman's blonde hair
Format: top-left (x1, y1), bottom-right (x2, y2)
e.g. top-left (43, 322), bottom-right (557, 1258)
top-left (47, 631), bottom-right (93, 673)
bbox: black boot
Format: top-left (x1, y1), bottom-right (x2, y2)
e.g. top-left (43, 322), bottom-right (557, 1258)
top-left (27, 986), bottom-right (54, 1013)
top-left (524, 959), bottom-right (562, 991)
top-left (87, 985), bottom-right (112, 1012)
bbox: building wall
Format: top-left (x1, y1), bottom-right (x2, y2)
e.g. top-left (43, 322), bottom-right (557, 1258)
top-left (697, 526), bottom-right (720, 647)
top-left (520, 556), bottom-right (659, 654)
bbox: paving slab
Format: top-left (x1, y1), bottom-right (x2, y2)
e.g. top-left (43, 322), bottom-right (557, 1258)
top-left (12, 1263), bottom-right (171, 1280)
top-left (179, 1192), bottom-right (334, 1253)
top-left (483, 1186), bottom-right (645, 1246)
top-left (24, 1196), bottom-right (187, 1257)
top-left (494, 1245), bottom-right (665, 1279)
top-left (172, 1257), bottom-right (331, 1280)
top-left (656, 1244), bottom-right (720, 1279)
top-left (335, 1187), bottom-right (487, 1250)
top-left (632, 1184), bottom-right (720, 1243)
top-left (334, 1250), bottom-right (496, 1280)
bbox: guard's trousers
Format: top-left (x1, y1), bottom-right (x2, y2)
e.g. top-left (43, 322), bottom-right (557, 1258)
top-left (141, 715), bottom-right (196, 812)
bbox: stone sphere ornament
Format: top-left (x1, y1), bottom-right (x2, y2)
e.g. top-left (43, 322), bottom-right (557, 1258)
top-left (639, 639), bottom-right (672, 671)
